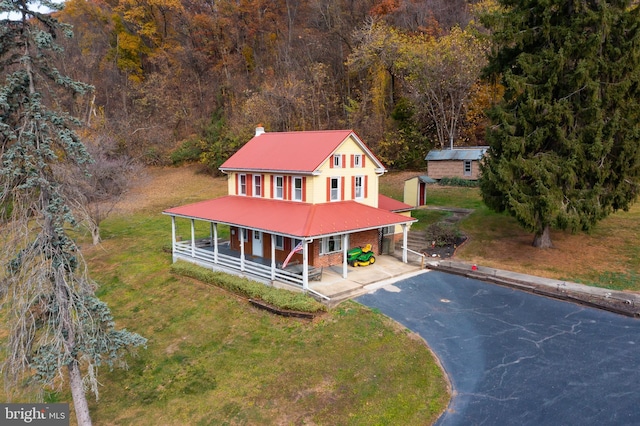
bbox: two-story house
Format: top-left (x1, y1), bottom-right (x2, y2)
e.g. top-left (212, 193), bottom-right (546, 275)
top-left (163, 128), bottom-right (416, 295)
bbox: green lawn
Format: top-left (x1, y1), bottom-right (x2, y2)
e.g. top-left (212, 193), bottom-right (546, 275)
top-left (61, 211), bottom-right (447, 425)
top-left (396, 182), bottom-right (640, 292)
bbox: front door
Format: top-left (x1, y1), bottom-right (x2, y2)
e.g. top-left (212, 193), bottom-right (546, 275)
top-left (252, 231), bottom-right (263, 257)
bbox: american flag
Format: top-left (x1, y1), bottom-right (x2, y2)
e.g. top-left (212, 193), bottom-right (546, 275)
top-left (282, 241), bottom-right (303, 268)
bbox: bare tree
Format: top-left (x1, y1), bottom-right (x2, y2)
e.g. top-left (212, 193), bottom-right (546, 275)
top-left (60, 136), bottom-right (142, 245)
top-left (403, 26), bottom-right (488, 149)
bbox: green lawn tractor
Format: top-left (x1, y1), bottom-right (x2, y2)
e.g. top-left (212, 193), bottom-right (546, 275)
top-left (347, 244), bottom-right (376, 267)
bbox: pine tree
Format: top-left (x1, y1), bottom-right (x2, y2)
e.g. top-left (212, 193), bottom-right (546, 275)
top-left (0, 2), bottom-right (146, 424)
top-left (480, 0), bottom-right (640, 247)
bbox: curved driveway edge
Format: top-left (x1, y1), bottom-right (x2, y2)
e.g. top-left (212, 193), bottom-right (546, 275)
top-left (356, 270), bottom-right (640, 425)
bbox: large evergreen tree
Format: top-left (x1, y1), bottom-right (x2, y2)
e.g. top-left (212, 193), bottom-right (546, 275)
top-left (0, 2), bottom-right (146, 425)
top-left (480, 0), bottom-right (640, 247)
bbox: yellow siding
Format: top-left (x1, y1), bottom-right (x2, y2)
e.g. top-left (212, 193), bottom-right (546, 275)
top-left (403, 177), bottom-right (419, 207)
top-left (309, 135), bottom-right (380, 207)
top-left (393, 211), bottom-right (413, 235)
top-left (226, 135), bottom-right (382, 207)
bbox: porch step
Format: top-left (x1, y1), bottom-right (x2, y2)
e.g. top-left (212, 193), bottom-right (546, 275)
top-left (406, 230), bottom-right (430, 253)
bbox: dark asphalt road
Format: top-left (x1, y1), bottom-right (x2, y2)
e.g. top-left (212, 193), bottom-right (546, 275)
top-left (356, 270), bottom-right (640, 426)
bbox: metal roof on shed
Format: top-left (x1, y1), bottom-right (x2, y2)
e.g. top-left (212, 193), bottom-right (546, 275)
top-left (425, 147), bottom-right (488, 161)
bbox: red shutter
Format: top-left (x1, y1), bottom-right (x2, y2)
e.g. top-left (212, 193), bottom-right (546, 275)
top-left (326, 177), bottom-right (331, 201)
top-left (342, 154), bottom-right (346, 168)
top-left (330, 156), bottom-right (334, 168)
top-left (287, 176), bottom-right (292, 200)
top-left (362, 155), bottom-right (366, 168)
top-left (364, 175), bottom-right (368, 198)
top-left (261, 174), bottom-right (265, 197)
top-left (350, 154), bottom-right (354, 168)
top-left (351, 176), bottom-right (355, 199)
top-left (235, 174), bottom-right (239, 195)
top-left (247, 174), bottom-right (253, 196)
top-left (302, 177), bottom-right (307, 202)
top-left (341, 177), bottom-right (345, 201)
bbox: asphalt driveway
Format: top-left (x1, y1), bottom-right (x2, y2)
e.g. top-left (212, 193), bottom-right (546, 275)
top-left (356, 270), bottom-right (640, 425)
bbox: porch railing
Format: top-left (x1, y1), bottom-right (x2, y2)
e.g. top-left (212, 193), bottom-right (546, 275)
top-left (174, 241), bottom-right (304, 286)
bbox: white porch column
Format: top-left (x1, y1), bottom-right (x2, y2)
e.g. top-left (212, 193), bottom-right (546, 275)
top-left (302, 240), bottom-right (309, 290)
top-left (190, 219), bottom-right (196, 257)
top-left (213, 223), bottom-right (218, 264)
top-left (240, 228), bottom-right (245, 271)
top-left (342, 234), bottom-right (349, 279)
top-left (270, 234), bottom-right (276, 280)
top-left (171, 216), bottom-right (176, 263)
top-left (402, 224), bottom-right (408, 263)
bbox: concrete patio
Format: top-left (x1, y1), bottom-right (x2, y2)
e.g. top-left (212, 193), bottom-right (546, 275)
top-left (280, 252), bottom-right (426, 306)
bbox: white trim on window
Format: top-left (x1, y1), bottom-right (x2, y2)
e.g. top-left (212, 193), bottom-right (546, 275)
top-left (354, 154), bottom-right (362, 168)
top-left (463, 160), bottom-right (472, 176)
top-left (293, 176), bottom-right (303, 201)
top-left (321, 235), bottom-right (342, 254)
top-left (238, 174), bottom-right (247, 195)
top-left (330, 177), bottom-right (340, 201)
top-left (354, 175), bottom-right (364, 199)
top-left (275, 175), bottom-right (284, 199)
top-left (253, 174), bottom-right (262, 197)
top-left (333, 154), bottom-right (342, 168)
top-left (275, 235), bottom-right (284, 250)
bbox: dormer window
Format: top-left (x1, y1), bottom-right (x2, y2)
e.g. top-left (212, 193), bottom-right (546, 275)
top-left (333, 154), bottom-right (342, 168)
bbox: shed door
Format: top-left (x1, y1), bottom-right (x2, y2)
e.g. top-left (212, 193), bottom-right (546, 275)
top-left (419, 182), bottom-right (426, 206)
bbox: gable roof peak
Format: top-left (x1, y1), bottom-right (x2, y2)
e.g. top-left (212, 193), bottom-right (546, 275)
top-left (220, 129), bottom-right (384, 174)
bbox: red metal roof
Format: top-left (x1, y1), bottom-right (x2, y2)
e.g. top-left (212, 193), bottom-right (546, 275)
top-left (163, 196), bottom-right (416, 238)
top-left (378, 194), bottom-right (413, 212)
top-left (219, 130), bottom-right (384, 173)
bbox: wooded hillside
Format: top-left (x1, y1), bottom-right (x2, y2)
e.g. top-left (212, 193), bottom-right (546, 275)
top-left (54, 0), bottom-right (495, 171)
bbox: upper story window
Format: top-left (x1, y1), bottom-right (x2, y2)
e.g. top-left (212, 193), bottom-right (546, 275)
top-left (333, 154), bottom-right (342, 168)
top-left (293, 177), bottom-right (303, 201)
top-left (353, 154), bottom-right (362, 168)
top-left (464, 160), bottom-right (472, 176)
top-left (238, 174), bottom-right (247, 195)
top-left (330, 177), bottom-right (341, 201)
top-left (274, 176), bottom-right (284, 199)
top-left (253, 174), bottom-right (262, 197)
top-left (354, 175), bottom-right (364, 199)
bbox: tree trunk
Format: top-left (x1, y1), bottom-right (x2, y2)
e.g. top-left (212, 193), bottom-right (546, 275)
top-left (91, 226), bottom-right (101, 246)
top-left (532, 224), bottom-right (553, 248)
top-left (68, 361), bottom-right (93, 426)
